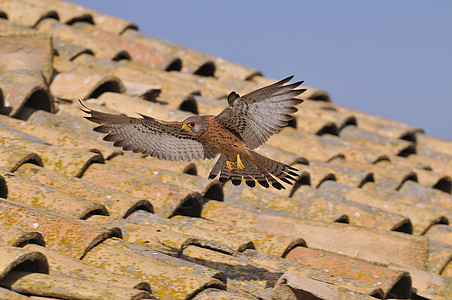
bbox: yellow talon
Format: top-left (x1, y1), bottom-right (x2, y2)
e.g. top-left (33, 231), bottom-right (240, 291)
top-left (236, 154), bottom-right (245, 170)
top-left (226, 160), bottom-right (235, 171)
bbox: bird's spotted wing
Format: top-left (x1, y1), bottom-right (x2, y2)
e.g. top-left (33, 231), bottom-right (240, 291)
top-left (80, 101), bottom-right (218, 161)
top-left (215, 76), bottom-right (305, 150)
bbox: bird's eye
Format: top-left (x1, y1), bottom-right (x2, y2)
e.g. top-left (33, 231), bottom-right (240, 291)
top-left (189, 122), bottom-right (195, 127)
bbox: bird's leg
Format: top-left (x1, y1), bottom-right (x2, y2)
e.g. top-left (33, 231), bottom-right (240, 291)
top-left (236, 154), bottom-right (245, 170)
top-left (226, 160), bottom-right (235, 171)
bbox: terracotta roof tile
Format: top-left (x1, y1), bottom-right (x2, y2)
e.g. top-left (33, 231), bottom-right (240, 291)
top-left (24, 244), bottom-right (151, 292)
top-left (0, 198), bottom-right (119, 258)
top-left (3, 270), bottom-right (151, 299)
top-left (0, 0), bottom-right (451, 297)
top-left (15, 163), bottom-right (153, 218)
top-left (0, 245), bottom-right (48, 281)
top-left (172, 215), bottom-right (306, 257)
top-left (389, 264), bottom-right (452, 299)
top-left (320, 181), bottom-right (449, 235)
top-left (81, 163), bottom-right (203, 217)
top-left (284, 247), bottom-right (411, 298)
top-left (0, 0), bottom-right (58, 28)
top-left (0, 224), bottom-right (44, 247)
top-left (272, 271), bottom-right (376, 300)
top-left (82, 237), bottom-right (225, 299)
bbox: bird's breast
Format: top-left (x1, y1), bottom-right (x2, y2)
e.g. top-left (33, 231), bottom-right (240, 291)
top-left (198, 116), bottom-right (245, 156)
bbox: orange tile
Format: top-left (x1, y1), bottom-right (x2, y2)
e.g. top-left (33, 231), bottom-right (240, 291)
top-left (0, 198), bottom-right (118, 258)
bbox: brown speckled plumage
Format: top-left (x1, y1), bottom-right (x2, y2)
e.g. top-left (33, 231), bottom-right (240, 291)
top-left (81, 76), bottom-right (305, 189)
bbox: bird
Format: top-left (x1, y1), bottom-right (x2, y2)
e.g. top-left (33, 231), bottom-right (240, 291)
top-left (80, 76), bottom-right (306, 190)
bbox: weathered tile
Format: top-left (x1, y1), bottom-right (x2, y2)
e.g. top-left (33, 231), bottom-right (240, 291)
top-left (427, 240), bottom-right (452, 274)
top-left (320, 181), bottom-right (450, 235)
top-left (15, 163), bottom-right (153, 218)
top-left (399, 180), bottom-right (452, 211)
top-left (1, 140), bottom-right (103, 177)
top-left (82, 237), bottom-right (225, 299)
top-left (0, 198), bottom-right (119, 258)
top-left (389, 264), bottom-right (452, 300)
top-left (172, 215), bottom-right (306, 257)
top-left (0, 0), bottom-right (58, 28)
top-left (125, 211), bottom-right (254, 253)
top-left (24, 244), bottom-right (151, 292)
top-left (2, 271), bottom-right (151, 300)
top-left (0, 245), bottom-right (48, 281)
top-left (0, 224), bottom-right (44, 247)
top-left (81, 163), bottom-right (203, 217)
top-left (272, 271), bottom-right (379, 300)
top-left (0, 144), bottom-right (42, 171)
top-left (284, 247), bottom-right (412, 298)
top-left (425, 224), bottom-right (452, 245)
top-left (37, 18), bottom-right (130, 61)
top-left (74, 22), bottom-right (178, 70)
top-left (246, 214), bottom-right (429, 269)
top-left (339, 125), bottom-right (416, 157)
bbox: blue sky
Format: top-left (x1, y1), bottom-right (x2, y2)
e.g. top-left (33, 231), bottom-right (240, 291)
top-left (71, 1), bottom-right (452, 141)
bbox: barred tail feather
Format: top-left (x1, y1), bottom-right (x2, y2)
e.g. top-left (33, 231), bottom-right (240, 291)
top-left (208, 152), bottom-right (299, 190)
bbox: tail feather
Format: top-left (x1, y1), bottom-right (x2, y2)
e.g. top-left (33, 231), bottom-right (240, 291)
top-left (208, 152), bottom-right (299, 190)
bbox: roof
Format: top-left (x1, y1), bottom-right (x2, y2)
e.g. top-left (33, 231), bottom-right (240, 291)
top-left (0, 0), bottom-right (451, 299)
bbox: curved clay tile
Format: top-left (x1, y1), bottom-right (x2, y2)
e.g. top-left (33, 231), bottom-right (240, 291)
top-left (106, 159), bottom-right (224, 202)
top-left (73, 22), bottom-right (180, 70)
top-left (0, 224), bottom-right (45, 247)
top-left (24, 244), bottom-right (151, 292)
top-left (272, 271), bottom-right (378, 300)
top-left (0, 0), bottom-right (59, 27)
top-left (50, 72), bottom-right (124, 101)
top-left (71, 54), bottom-right (202, 111)
top-left (31, 0), bottom-right (94, 25)
top-left (97, 92), bottom-right (192, 122)
top-left (126, 211), bottom-right (254, 253)
top-left (0, 198), bottom-right (120, 259)
top-left (2, 270), bottom-right (151, 299)
top-left (252, 214), bottom-right (429, 269)
top-left (52, 37), bottom-right (94, 61)
top-left (425, 224), bottom-right (452, 246)
top-left (0, 145), bottom-right (43, 172)
top-left (320, 133), bottom-right (390, 164)
top-left (283, 248), bottom-right (413, 299)
top-left (1, 170), bottom-right (108, 219)
top-left (340, 125), bottom-right (417, 158)
top-left (37, 19), bottom-right (131, 61)
top-left (81, 163), bottom-right (204, 217)
top-left (416, 132), bottom-right (452, 157)
top-left (320, 181), bottom-right (449, 235)
top-left (0, 246), bottom-right (48, 281)
top-left (2, 140), bottom-right (104, 178)
top-left (0, 122), bottom-right (48, 145)
top-left (0, 32), bottom-right (54, 116)
top-left (336, 104), bottom-right (424, 138)
top-left (15, 163), bottom-right (154, 219)
top-left (268, 128), bottom-right (345, 162)
top-left (122, 81), bottom-right (161, 101)
top-left (82, 237), bottom-right (226, 299)
top-left (172, 215), bottom-right (307, 258)
top-left (389, 264), bottom-right (452, 299)
top-left (399, 181), bottom-right (452, 213)
top-left (426, 239), bottom-right (452, 275)
top-left (44, 0), bottom-right (137, 34)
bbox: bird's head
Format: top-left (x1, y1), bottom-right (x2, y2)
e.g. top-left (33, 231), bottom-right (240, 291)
top-left (182, 116), bottom-right (207, 136)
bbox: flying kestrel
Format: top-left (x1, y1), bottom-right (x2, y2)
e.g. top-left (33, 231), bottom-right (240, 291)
top-left (81, 76), bottom-right (305, 189)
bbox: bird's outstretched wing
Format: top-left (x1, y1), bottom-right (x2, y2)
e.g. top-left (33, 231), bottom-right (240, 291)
top-left (80, 101), bottom-right (218, 161)
top-left (215, 76), bottom-right (305, 150)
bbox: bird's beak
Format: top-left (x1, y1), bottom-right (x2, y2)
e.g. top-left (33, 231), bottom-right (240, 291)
top-left (182, 124), bottom-right (190, 131)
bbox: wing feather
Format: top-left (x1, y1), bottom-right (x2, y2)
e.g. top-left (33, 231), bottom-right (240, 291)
top-left (215, 76), bottom-right (306, 149)
top-left (80, 101), bottom-right (217, 161)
